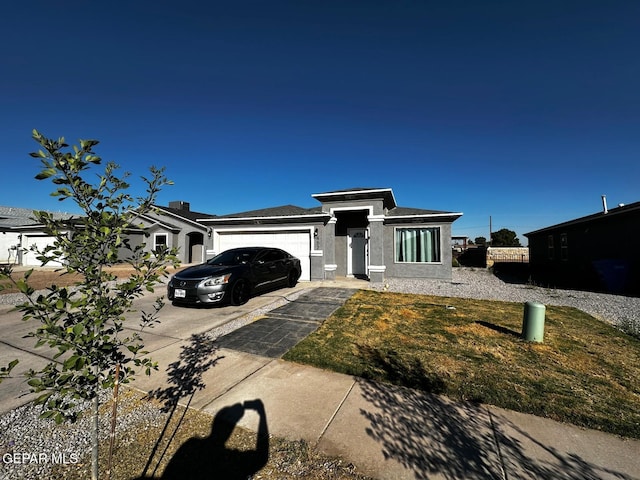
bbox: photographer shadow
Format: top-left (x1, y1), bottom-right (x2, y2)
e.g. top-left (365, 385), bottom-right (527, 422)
top-left (160, 399), bottom-right (269, 480)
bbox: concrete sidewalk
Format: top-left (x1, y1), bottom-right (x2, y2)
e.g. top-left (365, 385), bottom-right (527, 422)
top-left (132, 286), bottom-right (640, 480)
top-left (134, 346), bottom-right (640, 480)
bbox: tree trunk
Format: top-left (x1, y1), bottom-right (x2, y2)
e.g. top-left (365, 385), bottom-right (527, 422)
top-left (92, 386), bottom-right (99, 480)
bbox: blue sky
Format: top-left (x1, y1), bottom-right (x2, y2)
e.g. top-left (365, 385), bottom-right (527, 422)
top-left (1, 1), bottom-right (638, 244)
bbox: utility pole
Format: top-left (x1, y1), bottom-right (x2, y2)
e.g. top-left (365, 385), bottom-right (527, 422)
top-left (489, 215), bottom-right (492, 246)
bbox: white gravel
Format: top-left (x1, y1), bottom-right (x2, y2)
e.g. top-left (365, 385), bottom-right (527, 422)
top-left (0, 390), bottom-right (165, 480)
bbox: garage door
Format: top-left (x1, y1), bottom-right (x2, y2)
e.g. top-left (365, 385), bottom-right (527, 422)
top-left (23, 235), bottom-right (63, 267)
top-left (218, 230), bottom-right (311, 281)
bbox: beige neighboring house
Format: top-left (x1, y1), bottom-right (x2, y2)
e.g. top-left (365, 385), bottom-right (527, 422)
top-left (0, 206), bottom-right (75, 267)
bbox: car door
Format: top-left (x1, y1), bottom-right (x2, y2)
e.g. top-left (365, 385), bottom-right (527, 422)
top-left (268, 249), bottom-right (289, 283)
top-left (252, 249), bottom-right (278, 289)
top-left (254, 248), bottom-right (290, 288)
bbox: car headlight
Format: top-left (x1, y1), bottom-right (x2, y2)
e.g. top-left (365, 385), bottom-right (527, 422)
top-left (200, 274), bottom-right (232, 287)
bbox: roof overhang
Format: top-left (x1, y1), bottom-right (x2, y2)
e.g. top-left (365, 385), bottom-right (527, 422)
top-left (133, 212), bottom-right (187, 233)
top-left (524, 201), bottom-right (640, 237)
top-left (385, 212), bottom-right (463, 223)
top-left (312, 188), bottom-right (397, 210)
top-left (150, 206), bottom-right (210, 230)
top-left (199, 213), bottom-right (331, 224)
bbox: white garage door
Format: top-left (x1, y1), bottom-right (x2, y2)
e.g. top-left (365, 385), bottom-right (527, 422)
top-left (23, 235), bottom-right (63, 267)
top-left (217, 230), bottom-right (311, 281)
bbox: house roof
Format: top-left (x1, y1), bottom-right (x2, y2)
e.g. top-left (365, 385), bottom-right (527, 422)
top-left (524, 200), bottom-right (640, 237)
top-left (387, 206), bottom-right (457, 217)
top-left (154, 205), bottom-right (217, 223)
top-left (201, 204), bottom-right (327, 222)
top-left (385, 206), bottom-right (463, 223)
top-left (0, 206), bottom-right (75, 228)
top-left (312, 187), bottom-right (397, 210)
top-left (200, 203), bottom-right (462, 224)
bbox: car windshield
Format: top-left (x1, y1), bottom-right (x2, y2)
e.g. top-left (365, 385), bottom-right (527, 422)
top-left (207, 249), bottom-right (257, 266)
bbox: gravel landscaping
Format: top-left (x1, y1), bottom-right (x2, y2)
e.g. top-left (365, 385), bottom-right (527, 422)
top-left (370, 267), bottom-right (639, 330)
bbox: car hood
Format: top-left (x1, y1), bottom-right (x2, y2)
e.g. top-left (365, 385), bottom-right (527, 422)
top-left (173, 263), bottom-right (238, 280)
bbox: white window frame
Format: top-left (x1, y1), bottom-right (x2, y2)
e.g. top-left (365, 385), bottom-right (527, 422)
top-left (394, 226), bottom-right (442, 264)
top-left (153, 233), bottom-right (168, 252)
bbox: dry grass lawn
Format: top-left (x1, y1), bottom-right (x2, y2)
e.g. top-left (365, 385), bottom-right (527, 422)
top-left (0, 266), bottom-right (183, 294)
top-left (285, 290), bottom-right (640, 439)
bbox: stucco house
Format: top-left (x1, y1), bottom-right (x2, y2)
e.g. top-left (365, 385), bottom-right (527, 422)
top-left (0, 206), bottom-right (74, 267)
top-left (198, 188), bottom-right (462, 283)
top-left (131, 201), bottom-right (216, 264)
top-left (525, 198), bottom-right (640, 294)
top-left (1, 203), bottom-right (215, 267)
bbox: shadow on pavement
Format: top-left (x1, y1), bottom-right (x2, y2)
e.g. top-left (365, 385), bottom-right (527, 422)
top-left (141, 332), bottom-right (224, 478)
top-left (159, 399), bottom-right (269, 480)
top-left (358, 379), bottom-right (636, 480)
top-left (358, 378), bottom-right (498, 479)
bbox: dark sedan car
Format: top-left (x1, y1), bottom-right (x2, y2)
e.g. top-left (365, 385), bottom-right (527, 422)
top-left (167, 247), bottom-right (302, 306)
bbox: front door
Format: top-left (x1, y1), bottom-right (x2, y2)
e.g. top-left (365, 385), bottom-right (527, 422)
top-left (347, 228), bottom-right (368, 278)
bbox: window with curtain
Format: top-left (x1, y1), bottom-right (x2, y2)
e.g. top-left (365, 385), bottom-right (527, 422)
top-left (395, 227), bottom-right (441, 263)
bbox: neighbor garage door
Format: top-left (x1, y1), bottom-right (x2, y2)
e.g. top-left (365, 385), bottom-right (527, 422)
top-left (217, 230), bottom-right (311, 281)
top-left (23, 235), bottom-right (63, 267)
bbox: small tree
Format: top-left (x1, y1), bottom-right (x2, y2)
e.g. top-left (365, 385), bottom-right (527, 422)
top-left (0, 130), bottom-right (179, 480)
top-left (474, 236), bottom-right (487, 246)
top-left (491, 228), bottom-right (522, 247)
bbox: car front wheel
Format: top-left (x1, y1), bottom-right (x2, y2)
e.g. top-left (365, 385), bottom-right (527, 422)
top-left (287, 269), bottom-right (299, 288)
top-left (230, 279), bottom-right (250, 306)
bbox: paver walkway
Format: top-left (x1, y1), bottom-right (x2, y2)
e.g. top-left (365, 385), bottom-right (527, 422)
top-left (217, 287), bottom-right (357, 357)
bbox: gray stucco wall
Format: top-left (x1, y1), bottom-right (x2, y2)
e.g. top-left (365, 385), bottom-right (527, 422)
top-left (319, 198), bottom-right (385, 216)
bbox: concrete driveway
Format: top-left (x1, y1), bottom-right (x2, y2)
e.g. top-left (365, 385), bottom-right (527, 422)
top-left (0, 282), bottom-right (311, 414)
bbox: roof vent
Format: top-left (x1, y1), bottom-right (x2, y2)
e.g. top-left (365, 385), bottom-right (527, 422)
top-left (601, 195), bottom-right (608, 214)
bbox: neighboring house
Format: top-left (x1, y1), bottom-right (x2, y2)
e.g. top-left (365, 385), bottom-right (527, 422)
top-left (130, 201), bottom-right (217, 264)
top-left (525, 200), bottom-right (640, 295)
top-left (0, 202), bottom-right (215, 267)
top-left (0, 206), bottom-right (75, 267)
top-left (198, 187), bottom-right (462, 283)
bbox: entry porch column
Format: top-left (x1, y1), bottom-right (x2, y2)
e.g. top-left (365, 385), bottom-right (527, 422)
top-left (367, 214), bottom-right (385, 283)
top-left (323, 216), bottom-right (337, 280)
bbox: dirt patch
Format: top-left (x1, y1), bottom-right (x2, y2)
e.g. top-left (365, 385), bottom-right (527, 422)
top-left (0, 266), bottom-right (186, 294)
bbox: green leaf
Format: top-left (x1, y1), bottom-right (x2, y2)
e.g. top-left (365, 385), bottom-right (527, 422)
top-left (57, 373), bottom-right (73, 384)
top-left (28, 378), bottom-right (43, 388)
top-left (35, 168), bottom-right (57, 180)
top-left (16, 279), bottom-right (30, 294)
top-left (63, 355), bottom-right (79, 370)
